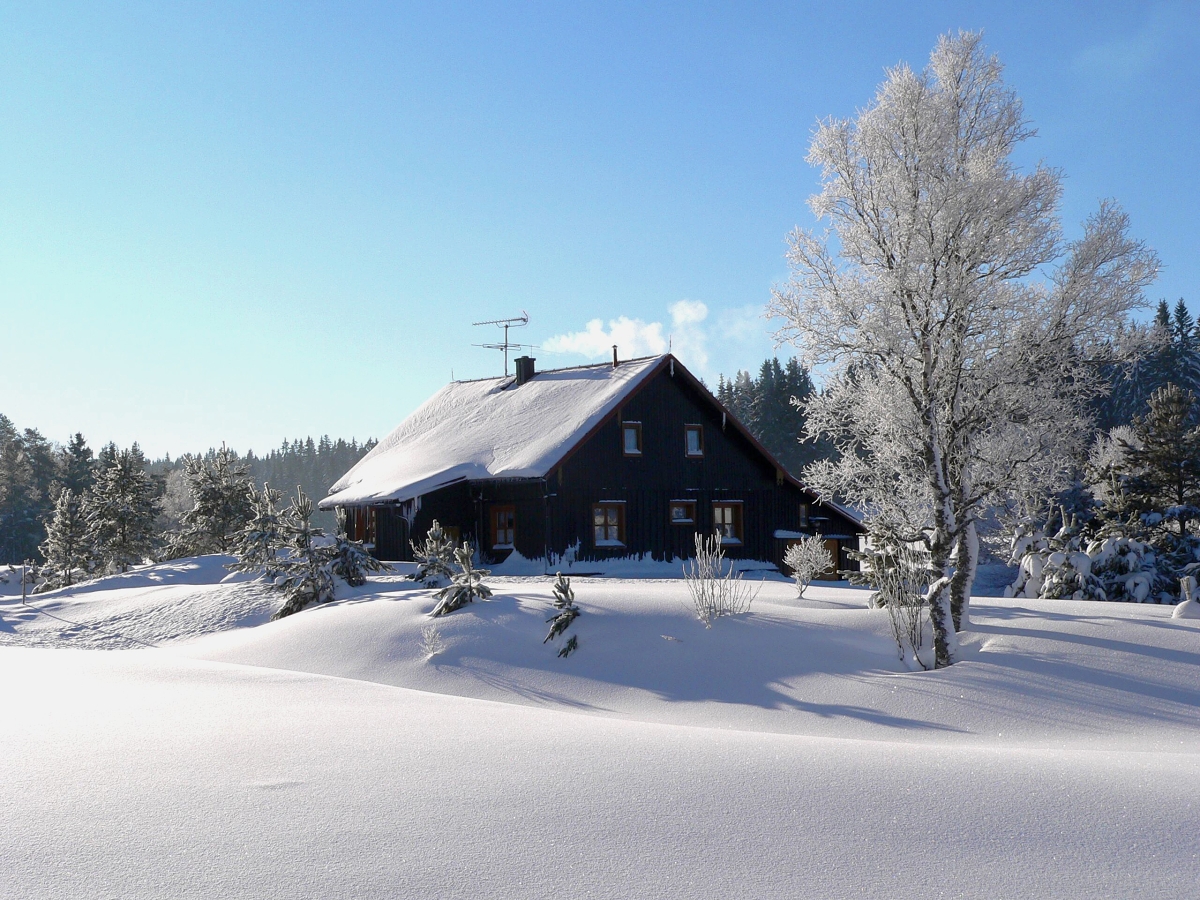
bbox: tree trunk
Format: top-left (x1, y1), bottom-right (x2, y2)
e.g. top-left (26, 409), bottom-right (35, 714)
top-left (950, 520), bottom-right (979, 631)
top-left (927, 517), bottom-right (959, 668)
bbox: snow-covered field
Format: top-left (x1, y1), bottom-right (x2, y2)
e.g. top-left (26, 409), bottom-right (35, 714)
top-left (2, 558), bottom-right (1198, 898)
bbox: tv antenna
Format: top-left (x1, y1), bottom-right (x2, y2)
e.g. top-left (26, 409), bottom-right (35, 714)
top-left (473, 311), bottom-right (535, 376)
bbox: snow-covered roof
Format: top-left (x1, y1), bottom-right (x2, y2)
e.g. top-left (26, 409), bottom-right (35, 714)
top-left (320, 356), bottom-right (666, 509)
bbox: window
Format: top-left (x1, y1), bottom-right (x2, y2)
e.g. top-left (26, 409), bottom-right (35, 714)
top-left (491, 506), bottom-right (515, 548)
top-left (684, 424), bottom-right (704, 457)
top-left (799, 503), bottom-right (810, 528)
top-left (669, 500), bottom-right (696, 524)
top-left (622, 422), bottom-right (642, 456)
top-left (593, 502), bottom-right (625, 546)
top-left (713, 502), bottom-right (743, 543)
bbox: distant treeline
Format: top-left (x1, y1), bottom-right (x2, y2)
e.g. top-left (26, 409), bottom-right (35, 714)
top-left (151, 435), bottom-right (377, 531)
top-left (0, 420), bottom-right (375, 564)
top-left (715, 357), bottom-right (833, 478)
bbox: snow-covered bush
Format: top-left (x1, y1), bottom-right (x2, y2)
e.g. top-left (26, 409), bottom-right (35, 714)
top-left (783, 536), bottom-right (834, 598)
top-left (683, 532), bottom-right (757, 627)
top-left (411, 519), bottom-right (455, 587)
top-left (544, 572), bottom-right (580, 656)
top-left (1005, 507), bottom-right (1167, 603)
top-left (848, 535), bottom-right (934, 669)
top-left (430, 544), bottom-right (493, 617)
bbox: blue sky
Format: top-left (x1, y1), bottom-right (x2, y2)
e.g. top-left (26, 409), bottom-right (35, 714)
top-left (2, 1), bottom-right (1196, 457)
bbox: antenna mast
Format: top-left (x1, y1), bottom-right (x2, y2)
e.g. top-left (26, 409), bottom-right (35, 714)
top-left (472, 311), bottom-right (533, 376)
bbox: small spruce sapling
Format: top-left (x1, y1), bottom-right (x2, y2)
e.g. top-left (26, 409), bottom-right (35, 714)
top-left (37, 488), bottom-right (93, 590)
top-left (272, 488), bottom-right (336, 620)
top-left (783, 536), bottom-right (834, 598)
top-left (429, 544), bottom-right (492, 617)
top-left (227, 483), bottom-right (287, 579)
top-left (544, 571), bottom-right (580, 655)
top-left (331, 507), bottom-right (389, 587)
top-left (411, 519), bottom-right (455, 586)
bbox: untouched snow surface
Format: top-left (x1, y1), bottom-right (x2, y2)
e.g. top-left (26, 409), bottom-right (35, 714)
top-left (2, 558), bottom-right (1199, 898)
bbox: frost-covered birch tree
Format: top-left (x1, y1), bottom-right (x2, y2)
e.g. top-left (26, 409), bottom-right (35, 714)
top-left (769, 31), bottom-right (1158, 667)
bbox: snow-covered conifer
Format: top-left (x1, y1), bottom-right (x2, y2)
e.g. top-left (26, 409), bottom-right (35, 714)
top-left (37, 488), bottom-right (92, 589)
top-left (429, 544), bottom-right (492, 617)
top-left (783, 536), bottom-right (833, 598)
top-left (59, 432), bottom-right (94, 497)
top-left (170, 446), bottom-right (255, 556)
top-left (544, 572), bottom-right (580, 651)
top-left (271, 488), bottom-right (336, 620)
top-left (228, 482), bottom-right (287, 578)
top-left (410, 519), bottom-right (455, 586)
top-left (87, 444), bottom-right (159, 573)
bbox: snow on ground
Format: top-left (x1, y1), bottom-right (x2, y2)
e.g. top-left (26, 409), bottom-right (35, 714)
top-left (2, 557), bottom-right (1199, 898)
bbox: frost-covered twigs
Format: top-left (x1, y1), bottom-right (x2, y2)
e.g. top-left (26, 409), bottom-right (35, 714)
top-left (683, 533), bottom-right (757, 627)
top-left (783, 536), bottom-right (833, 598)
top-left (429, 544), bottom-right (493, 617)
top-left (420, 624), bottom-right (447, 657)
top-left (411, 519), bottom-right (455, 587)
top-left (855, 539), bottom-right (934, 670)
top-left (544, 572), bottom-right (580, 656)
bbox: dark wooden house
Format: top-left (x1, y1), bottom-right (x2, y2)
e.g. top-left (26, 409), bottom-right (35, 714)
top-left (319, 353), bottom-right (863, 574)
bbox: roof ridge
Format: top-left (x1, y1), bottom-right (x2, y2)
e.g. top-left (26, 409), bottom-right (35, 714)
top-left (450, 354), bottom-right (666, 384)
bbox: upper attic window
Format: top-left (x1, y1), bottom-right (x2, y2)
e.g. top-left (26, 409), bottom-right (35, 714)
top-left (622, 422), bottom-right (642, 456)
top-left (685, 424), bottom-right (703, 457)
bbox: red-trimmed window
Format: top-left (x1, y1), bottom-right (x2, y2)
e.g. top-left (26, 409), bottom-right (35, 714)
top-left (491, 506), bottom-right (515, 548)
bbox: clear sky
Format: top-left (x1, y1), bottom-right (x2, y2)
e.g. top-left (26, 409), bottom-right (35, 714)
top-left (2, 1), bottom-right (1197, 458)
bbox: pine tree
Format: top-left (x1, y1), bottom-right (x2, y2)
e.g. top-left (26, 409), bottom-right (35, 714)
top-left (410, 519), bottom-right (456, 586)
top-left (272, 488), bottom-right (336, 620)
top-left (60, 433), bottom-right (95, 498)
top-left (37, 488), bottom-right (92, 589)
top-left (430, 544), bottom-right (492, 616)
top-left (543, 572), bottom-right (580, 652)
top-left (0, 419), bottom-right (38, 564)
top-left (714, 357), bottom-right (830, 475)
top-left (87, 444), bottom-right (160, 573)
top-left (228, 482), bottom-right (287, 578)
top-left (170, 445), bottom-right (255, 556)
top-left (1119, 384), bottom-right (1200, 533)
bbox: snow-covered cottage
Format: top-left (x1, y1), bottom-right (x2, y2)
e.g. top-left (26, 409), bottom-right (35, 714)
top-left (319, 353), bottom-right (863, 573)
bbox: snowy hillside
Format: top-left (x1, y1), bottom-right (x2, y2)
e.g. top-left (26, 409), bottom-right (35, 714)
top-left (2, 558), bottom-right (1199, 898)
